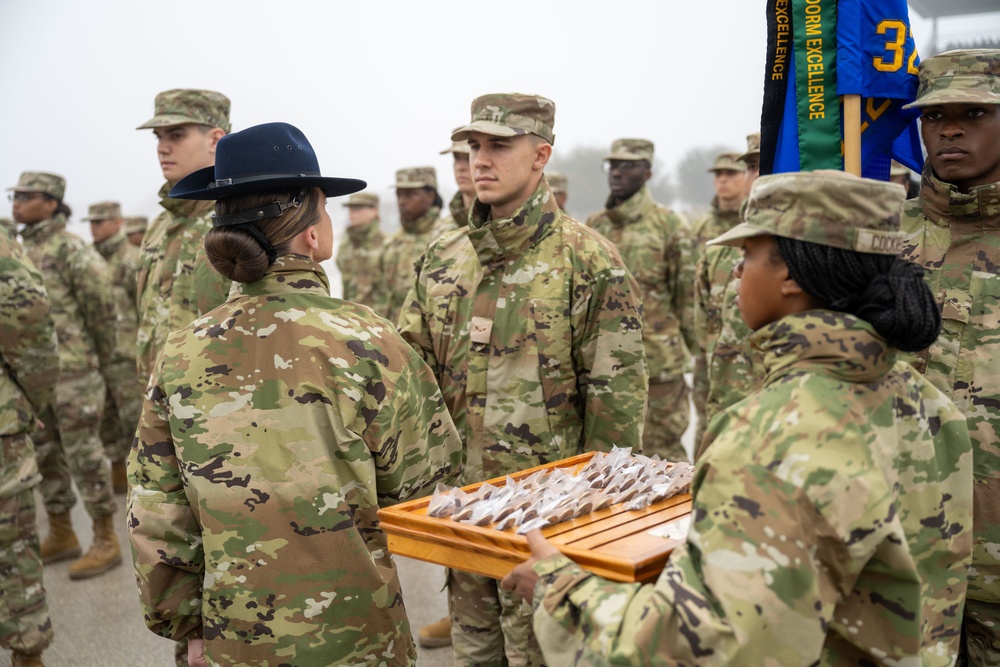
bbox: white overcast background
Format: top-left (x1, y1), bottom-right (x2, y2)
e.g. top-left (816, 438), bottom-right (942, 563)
top-left (2, 0), bottom-right (997, 295)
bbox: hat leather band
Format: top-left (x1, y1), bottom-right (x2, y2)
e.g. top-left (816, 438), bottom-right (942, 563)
top-left (208, 172), bottom-right (320, 190)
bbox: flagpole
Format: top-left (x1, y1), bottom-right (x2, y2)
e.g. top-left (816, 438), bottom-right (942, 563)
top-left (843, 94), bottom-right (862, 176)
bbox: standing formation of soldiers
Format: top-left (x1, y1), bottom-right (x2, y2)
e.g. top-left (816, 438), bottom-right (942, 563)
top-left (0, 47), bottom-right (998, 667)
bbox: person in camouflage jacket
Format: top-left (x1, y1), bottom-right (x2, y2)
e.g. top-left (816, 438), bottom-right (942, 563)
top-left (898, 49), bottom-right (1000, 666)
top-left (12, 171), bottom-right (122, 581)
top-left (399, 93), bottom-right (648, 667)
top-left (85, 201), bottom-right (141, 493)
top-left (586, 138), bottom-right (696, 462)
top-left (504, 170), bottom-right (973, 667)
top-left (0, 220), bottom-right (59, 665)
top-left (128, 122), bottom-right (463, 667)
top-left (336, 191), bottom-right (384, 306)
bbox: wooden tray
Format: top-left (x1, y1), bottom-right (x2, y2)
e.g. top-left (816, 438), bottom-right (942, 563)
top-left (378, 452), bottom-right (692, 583)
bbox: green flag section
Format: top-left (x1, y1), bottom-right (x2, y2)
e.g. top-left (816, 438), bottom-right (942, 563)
top-left (792, 0), bottom-right (841, 171)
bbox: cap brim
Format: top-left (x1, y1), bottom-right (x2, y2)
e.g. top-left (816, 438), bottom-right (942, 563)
top-left (451, 122), bottom-right (523, 141)
top-left (604, 153), bottom-right (648, 161)
top-left (394, 183), bottom-right (433, 190)
top-left (705, 222), bottom-right (769, 248)
top-left (737, 149), bottom-right (760, 162)
top-left (136, 114), bottom-right (210, 130)
top-left (902, 91), bottom-right (1000, 110)
top-left (169, 166), bottom-right (367, 200)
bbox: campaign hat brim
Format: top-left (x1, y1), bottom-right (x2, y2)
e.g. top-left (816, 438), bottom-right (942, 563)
top-left (170, 166), bottom-right (366, 200)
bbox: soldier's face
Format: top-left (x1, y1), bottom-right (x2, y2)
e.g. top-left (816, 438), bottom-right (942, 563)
top-left (127, 231), bottom-right (144, 247)
top-left (606, 160), bottom-right (651, 201)
top-left (11, 192), bottom-right (56, 225)
top-left (153, 124), bottom-right (221, 185)
top-left (469, 132), bottom-right (550, 218)
top-left (314, 196), bottom-right (334, 262)
top-left (734, 235), bottom-right (789, 331)
top-left (921, 104), bottom-right (1000, 193)
top-left (452, 152), bottom-right (475, 197)
top-left (346, 204), bottom-right (378, 227)
top-left (89, 217), bottom-right (122, 243)
top-left (713, 169), bottom-right (744, 200)
top-left (396, 188), bottom-right (435, 222)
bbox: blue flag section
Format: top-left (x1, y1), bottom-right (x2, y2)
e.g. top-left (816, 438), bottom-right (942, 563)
top-left (837, 0), bottom-right (923, 178)
top-left (760, 0), bottom-right (924, 180)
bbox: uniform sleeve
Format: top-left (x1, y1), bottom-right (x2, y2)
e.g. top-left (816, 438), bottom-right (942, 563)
top-left (371, 246), bottom-right (391, 320)
top-left (573, 265), bottom-right (649, 452)
top-left (692, 252), bottom-right (711, 446)
top-left (127, 354), bottom-right (204, 642)
top-left (192, 247), bottom-right (231, 318)
top-left (362, 333), bottom-right (461, 505)
top-left (70, 244), bottom-right (120, 370)
top-left (0, 251), bottom-right (59, 415)
top-left (666, 214), bottom-right (699, 359)
top-left (396, 255), bottom-right (439, 371)
top-left (532, 460), bottom-right (853, 665)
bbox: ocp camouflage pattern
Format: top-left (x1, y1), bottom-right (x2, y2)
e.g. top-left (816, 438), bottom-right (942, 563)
top-left (136, 183), bottom-right (231, 388)
top-left (900, 166), bottom-right (1000, 662)
top-left (532, 310), bottom-right (973, 666)
top-left (336, 216), bottom-right (384, 307)
top-left (128, 255), bottom-right (462, 666)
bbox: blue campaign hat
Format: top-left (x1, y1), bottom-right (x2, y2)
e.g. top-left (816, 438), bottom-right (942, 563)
top-left (170, 122), bottom-right (366, 200)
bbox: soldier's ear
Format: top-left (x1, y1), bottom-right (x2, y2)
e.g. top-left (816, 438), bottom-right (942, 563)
top-left (532, 142), bottom-right (552, 172)
top-left (206, 127), bottom-right (226, 155)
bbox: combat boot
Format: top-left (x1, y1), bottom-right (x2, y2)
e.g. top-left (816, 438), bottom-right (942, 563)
top-left (111, 459), bottom-right (128, 494)
top-left (417, 616), bottom-right (452, 648)
top-left (68, 514), bottom-right (122, 580)
top-left (39, 511), bottom-right (82, 564)
top-left (11, 650), bottom-right (45, 666)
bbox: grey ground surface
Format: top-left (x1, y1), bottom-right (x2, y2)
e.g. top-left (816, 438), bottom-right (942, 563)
top-left (1, 495), bottom-right (455, 667)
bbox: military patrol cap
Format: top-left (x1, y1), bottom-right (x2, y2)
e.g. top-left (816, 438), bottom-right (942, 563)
top-left (451, 93), bottom-right (556, 144)
top-left (124, 216), bottom-right (148, 234)
top-left (439, 128), bottom-right (471, 155)
top-left (82, 201), bottom-right (122, 221)
top-left (708, 152), bottom-right (747, 173)
top-left (604, 138), bottom-right (654, 163)
top-left (343, 191), bottom-right (379, 207)
top-left (738, 132), bottom-right (761, 162)
top-left (890, 160), bottom-right (911, 177)
top-left (708, 170), bottom-right (906, 256)
top-left (547, 171), bottom-right (568, 195)
top-left (903, 49), bottom-right (1000, 109)
top-left (395, 166), bottom-right (437, 190)
top-left (7, 171), bottom-right (66, 201)
top-left (136, 89), bottom-right (232, 133)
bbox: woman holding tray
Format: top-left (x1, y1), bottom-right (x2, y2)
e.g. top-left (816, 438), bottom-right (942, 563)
top-left (504, 171), bottom-right (973, 666)
top-left (126, 122), bottom-right (462, 667)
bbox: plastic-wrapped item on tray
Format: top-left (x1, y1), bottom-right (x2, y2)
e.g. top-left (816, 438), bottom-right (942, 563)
top-left (426, 484), bottom-right (467, 518)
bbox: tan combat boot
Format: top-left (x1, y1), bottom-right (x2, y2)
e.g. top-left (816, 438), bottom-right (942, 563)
top-left (111, 459), bottom-right (128, 494)
top-left (39, 511), bottom-right (82, 564)
top-left (68, 514), bottom-right (122, 580)
top-left (417, 616), bottom-right (452, 648)
top-left (11, 650), bottom-right (45, 666)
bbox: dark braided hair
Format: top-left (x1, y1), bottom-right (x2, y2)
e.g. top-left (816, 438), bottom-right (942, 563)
top-left (773, 236), bottom-right (941, 352)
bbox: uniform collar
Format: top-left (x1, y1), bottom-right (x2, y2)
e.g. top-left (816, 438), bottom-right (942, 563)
top-left (449, 191), bottom-right (470, 228)
top-left (94, 229), bottom-right (127, 259)
top-left (228, 254), bottom-right (331, 299)
top-left (400, 206), bottom-right (441, 234)
top-left (20, 214), bottom-right (66, 242)
top-left (468, 177), bottom-right (560, 267)
top-left (158, 181), bottom-right (216, 218)
top-left (346, 218), bottom-right (381, 242)
top-left (605, 184), bottom-right (656, 226)
top-left (919, 165), bottom-right (1000, 230)
top-left (750, 310), bottom-right (895, 386)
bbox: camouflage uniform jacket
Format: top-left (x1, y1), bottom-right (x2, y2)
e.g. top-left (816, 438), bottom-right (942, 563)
top-left (0, 232), bottom-right (58, 498)
top-left (335, 217), bottom-right (384, 306)
top-left (128, 255), bottom-right (462, 666)
top-left (399, 178), bottom-right (648, 484)
top-left (901, 167), bottom-right (1000, 608)
top-left (693, 243), bottom-right (761, 457)
top-left (375, 206), bottom-right (450, 325)
top-left (136, 183), bottom-right (231, 386)
top-left (531, 310), bottom-right (973, 666)
top-left (95, 229), bottom-right (140, 366)
top-left (690, 196), bottom-right (741, 246)
top-left (586, 185), bottom-right (696, 383)
top-left (21, 214), bottom-right (118, 375)
top-left (444, 191), bottom-right (470, 229)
